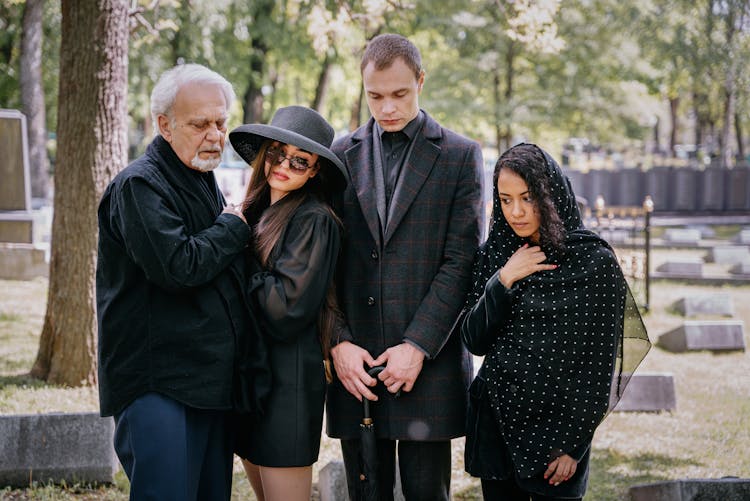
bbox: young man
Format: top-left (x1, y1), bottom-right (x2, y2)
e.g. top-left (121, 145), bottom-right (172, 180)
top-left (326, 34), bottom-right (484, 500)
top-left (96, 64), bottom-right (250, 500)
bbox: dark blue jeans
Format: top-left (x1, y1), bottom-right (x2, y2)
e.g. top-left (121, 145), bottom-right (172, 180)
top-left (341, 438), bottom-right (451, 501)
top-left (114, 392), bottom-right (233, 501)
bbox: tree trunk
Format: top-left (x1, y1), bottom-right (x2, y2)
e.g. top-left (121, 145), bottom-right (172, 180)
top-left (349, 85), bottom-right (364, 132)
top-left (242, 38), bottom-right (267, 124)
top-left (311, 52), bottom-right (332, 112)
top-left (735, 109), bottom-right (745, 162)
top-left (20, 0), bottom-right (50, 200)
top-left (668, 96), bottom-right (679, 156)
top-left (493, 68), bottom-right (502, 152)
top-left (31, 0), bottom-right (129, 386)
top-left (500, 42), bottom-right (516, 151)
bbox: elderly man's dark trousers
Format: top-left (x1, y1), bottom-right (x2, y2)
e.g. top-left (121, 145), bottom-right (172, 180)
top-left (113, 392), bottom-right (233, 501)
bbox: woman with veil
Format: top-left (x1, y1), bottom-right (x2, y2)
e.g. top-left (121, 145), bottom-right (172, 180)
top-left (461, 143), bottom-right (651, 500)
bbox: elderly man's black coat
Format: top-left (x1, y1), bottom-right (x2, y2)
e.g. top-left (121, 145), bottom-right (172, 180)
top-left (97, 136), bottom-right (252, 417)
top-left (325, 111), bottom-right (484, 440)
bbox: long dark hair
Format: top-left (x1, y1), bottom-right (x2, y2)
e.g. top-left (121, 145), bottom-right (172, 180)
top-left (494, 144), bottom-right (566, 251)
top-left (241, 139), bottom-right (343, 381)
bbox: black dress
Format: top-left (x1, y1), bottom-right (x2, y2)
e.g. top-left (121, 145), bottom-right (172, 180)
top-left (235, 197), bottom-right (341, 467)
top-left (460, 144), bottom-right (650, 498)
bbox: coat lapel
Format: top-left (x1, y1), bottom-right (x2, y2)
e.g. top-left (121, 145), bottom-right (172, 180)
top-left (383, 112), bottom-right (442, 246)
top-left (346, 121), bottom-right (382, 245)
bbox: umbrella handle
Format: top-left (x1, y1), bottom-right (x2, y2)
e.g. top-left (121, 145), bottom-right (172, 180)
top-left (362, 365), bottom-right (401, 422)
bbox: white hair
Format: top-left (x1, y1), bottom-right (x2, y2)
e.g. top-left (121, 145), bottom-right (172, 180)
top-left (150, 63), bottom-right (236, 136)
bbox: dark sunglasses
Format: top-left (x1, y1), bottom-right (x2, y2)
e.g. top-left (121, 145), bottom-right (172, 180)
top-left (265, 146), bottom-right (315, 173)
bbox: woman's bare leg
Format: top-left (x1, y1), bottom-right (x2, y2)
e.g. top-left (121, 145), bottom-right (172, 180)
top-left (241, 459), bottom-right (265, 501)
top-left (258, 465), bottom-right (312, 501)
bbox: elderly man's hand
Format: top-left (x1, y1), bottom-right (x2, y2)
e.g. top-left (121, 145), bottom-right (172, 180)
top-left (222, 203), bottom-right (247, 223)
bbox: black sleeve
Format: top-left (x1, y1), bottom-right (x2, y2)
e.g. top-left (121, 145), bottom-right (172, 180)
top-left (460, 273), bottom-right (514, 356)
top-left (113, 176), bottom-right (251, 290)
top-left (250, 209), bottom-right (340, 342)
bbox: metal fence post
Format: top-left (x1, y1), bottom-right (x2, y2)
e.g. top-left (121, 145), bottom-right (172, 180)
top-left (642, 195), bottom-right (654, 312)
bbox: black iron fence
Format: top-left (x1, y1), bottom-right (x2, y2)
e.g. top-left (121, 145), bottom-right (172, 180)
top-left (582, 197), bottom-right (653, 311)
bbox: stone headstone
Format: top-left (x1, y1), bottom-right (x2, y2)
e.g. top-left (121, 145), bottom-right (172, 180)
top-left (671, 294), bottom-right (734, 317)
top-left (656, 258), bottom-right (703, 276)
top-left (663, 228), bottom-right (701, 246)
top-left (645, 167), bottom-right (671, 212)
top-left (734, 229), bottom-right (750, 245)
top-left (697, 168), bottom-right (727, 211)
top-left (613, 373), bottom-right (676, 412)
top-left (317, 460), bottom-right (406, 501)
top-left (611, 169), bottom-right (644, 206)
top-left (726, 167), bottom-right (750, 211)
top-left (0, 110), bottom-right (35, 245)
top-left (601, 229), bottom-right (630, 244)
top-left (0, 109), bottom-right (31, 212)
top-left (0, 412), bottom-right (118, 487)
top-left (706, 245), bottom-right (750, 265)
top-left (685, 224), bottom-right (716, 239)
top-left (729, 262), bottom-right (750, 277)
top-left (0, 243), bottom-right (47, 279)
top-left (318, 461), bottom-right (349, 501)
top-left (658, 320), bottom-right (746, 352)
top-left (629, 478), bottom-right (750, 501)
top-left (672, 169), bottom-right (698, 211)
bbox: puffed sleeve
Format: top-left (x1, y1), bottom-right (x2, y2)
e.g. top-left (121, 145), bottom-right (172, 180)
top-left (250, 208), bottom-right (340, 342)
top-left (460, 273), bottom-right (514, 356)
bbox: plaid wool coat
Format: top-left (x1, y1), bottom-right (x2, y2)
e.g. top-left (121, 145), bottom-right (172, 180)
top-left (325, 111), bottom-right (484, 440)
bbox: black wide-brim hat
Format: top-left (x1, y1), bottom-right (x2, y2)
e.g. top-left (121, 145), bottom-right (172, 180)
top-left (229, 105), bottom-right (348, 192)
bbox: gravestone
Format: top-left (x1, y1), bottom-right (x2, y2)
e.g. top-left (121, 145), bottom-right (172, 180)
top-left (697, 168), bottom-right (727, 211)
top-left (706, 245), bottom-right (750, 265)
top-left (734, 229), bottom-right (750, 245)
top-left (0, 412), bottom-right (118, 487)
top-left (318, 461), bottom-right (349, 501)
top-left (612, 373), bottom-right (676, 412)
top-left (663, 228), bottom-right (701, 246)
top-left (645, 167), bottom-right (671, 211)
top-left (317, 459), bottom-right (406, 501)
top-left (601, 229), bottom-right (630, 244)
top-left (614, 168), bottom-right (644, 206)
top-left (656, 258), bottom-right (703, 276)
top-left (0, 109), bottom-right (48, 279)
top-left (671, 294), bottom-right (734, 317)
top-left (685, 224), bottom-right (716, 239)
top-left (729, 262), bottom-right (750, 277)
top-left (672, 169), bottom-right (698, 211)
top-left (0, 109), bottom-right (33, 243)
top-left (629, 477), bottom-right (750, 501)
top-left (726, 167), bottom-right (750, 211)
top-left (658, 320), bottom-right (746, 352)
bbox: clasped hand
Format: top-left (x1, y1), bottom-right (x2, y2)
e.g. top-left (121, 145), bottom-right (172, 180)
top-left (330, 341), bottom-right (425, 401)
top-left (498, 243), bottom-right (557, 289)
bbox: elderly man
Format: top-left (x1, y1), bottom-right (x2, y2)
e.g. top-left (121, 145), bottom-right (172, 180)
top-left (96, 64), bottom-right (250, 500)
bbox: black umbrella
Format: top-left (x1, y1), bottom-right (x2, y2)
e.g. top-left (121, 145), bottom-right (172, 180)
top-left (356, 365), bottom-right (400, 501)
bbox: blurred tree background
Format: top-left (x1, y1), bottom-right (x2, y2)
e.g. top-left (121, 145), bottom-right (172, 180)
top-left (0, 0), bottom-right (748, 166)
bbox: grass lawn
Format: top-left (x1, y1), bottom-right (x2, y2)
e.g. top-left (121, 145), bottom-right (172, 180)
top-left (1, 272), bottom-right (749, 500)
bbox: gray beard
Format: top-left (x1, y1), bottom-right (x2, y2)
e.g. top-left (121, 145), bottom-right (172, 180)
top-left (190, 153), bottom-right (221, 172)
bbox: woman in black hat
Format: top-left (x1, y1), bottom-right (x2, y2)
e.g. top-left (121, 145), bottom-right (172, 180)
top-left (460, 143), bottom-right (650, 500)
top-left (229, 106), bottom-right (348, 501)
